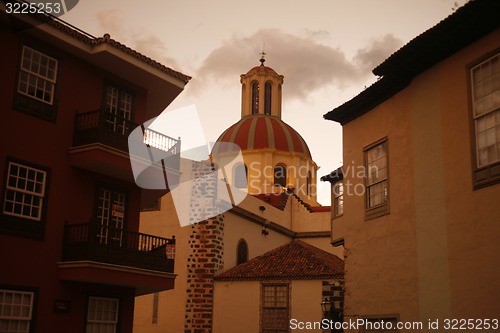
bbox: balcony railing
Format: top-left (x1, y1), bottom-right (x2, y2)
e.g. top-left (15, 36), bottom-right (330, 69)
top-left (73, 110), bottom-right (137, 151)
top-left (73, 110), bottom-right (181, 175)
top-left (62, 221), bottom-right (175, 273)
top-left (73, 110), bottom-right (181, 158)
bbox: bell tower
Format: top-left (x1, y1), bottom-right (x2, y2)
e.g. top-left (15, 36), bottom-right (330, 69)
top-left (214, 57), bottom-right (320, 205)
top-left (240, 53), bottom-right (284, 118)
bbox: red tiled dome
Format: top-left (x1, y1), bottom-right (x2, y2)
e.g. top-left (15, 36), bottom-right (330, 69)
top-left (246, 65), bottom-right (278, 75)
top-left (214, 115), bottom-right (312, 158)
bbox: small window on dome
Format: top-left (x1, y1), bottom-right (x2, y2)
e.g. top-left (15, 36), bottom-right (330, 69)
top-left (274, 164), bottom-right (287, 187)
top-left (264, 82), bottom-right (272, 115)
top-left (234, 163), bottom-right (248, 189)
top-left (306, 171), bottom-right (312, 196)
top-left (251, 81), bottom-right (259, 114)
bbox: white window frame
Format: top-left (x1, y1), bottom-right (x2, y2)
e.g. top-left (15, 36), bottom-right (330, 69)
top-left (3, 161), bottom-right (47, 221)
top-left (333, 180), bottom-right (344, 217)
top-left (365, 141), bottom-right (388, 208)
top-left (105, 85), bottom-right (133, 136)
top-left (0, 289), bottom-right (34, 333)
top-left (471, 53), bottom-right (500, 168)
top-left (96, 188), bottom-right (126, 246)
top-left (86, 297), bottom-right (119, 333)
top-left (17, 46), bottom-right (57, 105)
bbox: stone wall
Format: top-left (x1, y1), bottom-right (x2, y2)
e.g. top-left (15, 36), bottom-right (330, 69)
top-left (184, 160), bottom-right (225, 333)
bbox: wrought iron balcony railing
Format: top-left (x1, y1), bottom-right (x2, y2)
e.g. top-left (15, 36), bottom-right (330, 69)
top-left (62, 221), bottom-right (175, 273)
top-left (73, 110), bottom-right (181, 158)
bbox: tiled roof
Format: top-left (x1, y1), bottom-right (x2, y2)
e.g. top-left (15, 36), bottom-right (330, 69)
top-left (214, 240), bottom-right (344, 281)
top-left (13, 10), bottom-right (191, 84)
top-left (321, 166), bottom-right (344, 182)
top-left (324, 0), bottom-right (500, 124)
top-left (253, 193), bottom-right (289, 210)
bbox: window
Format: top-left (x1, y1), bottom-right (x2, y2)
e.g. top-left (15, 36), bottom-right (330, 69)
top-left (306, 171), bottom-right (311, 196)
top-left (3, 162), bottom-right (47, 221)
top-left (96, 187), bottom-right (126, 246)
top-left (251, 82), bottom-right (260, 114)
top-left (264, 82), bottom-right (272, 115)
top-left (274, 164), bottom-right (286, 187)
top-left (470, 52), bottom-right (500, 187)
top-left (104, 85), bottom-right (133, 136)
top-left (86, 297), bottom-right (119, 333)
top-left (0, 289), bottom-right (34, 333)
top-left (236, 239), bottom-right (248, 265)
top-left (365, 140), bottom-right (389, 219)
top-left (233, 163), bottom-right (248, 189)
top-left (14, 46), bottom-right (59, 121)
top-left (18, 46), bottom-right (57, 105)
top-left (333, 180), bottom-right (343, 217)
top-left (261, 283), bottom-right (289, 333)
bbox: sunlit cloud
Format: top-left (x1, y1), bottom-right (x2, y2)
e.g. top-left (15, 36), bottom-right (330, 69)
top-left (353, 34), bottom-right (403, 73)
top-left (192, 29), bottom-right (402, 102)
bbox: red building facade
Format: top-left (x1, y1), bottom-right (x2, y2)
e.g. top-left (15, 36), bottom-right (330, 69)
top-left (0, 5), bottom-right (189, 333)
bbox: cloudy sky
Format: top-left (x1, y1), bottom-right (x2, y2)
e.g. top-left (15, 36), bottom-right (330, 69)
top-left (63, 0), bottom-right (466, 204)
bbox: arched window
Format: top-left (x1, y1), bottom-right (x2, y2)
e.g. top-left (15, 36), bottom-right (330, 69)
top-left (237, 239), bottom-right (248, 265)
top-left (251, 81), bottom-right (259, 114)
top-left (306, 171), bottom-right (312, 196)
top-left (264, 82), bottom-right (272, 115)
top-left (233, 163), bottom-right (248, 189)
top-left (274, 164), bottom-right (287, 187)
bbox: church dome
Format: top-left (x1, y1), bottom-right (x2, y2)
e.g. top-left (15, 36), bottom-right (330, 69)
top-left (210, 57), bottom-right (319, 204)
top-left (214, 114), bottom-right (312, 158)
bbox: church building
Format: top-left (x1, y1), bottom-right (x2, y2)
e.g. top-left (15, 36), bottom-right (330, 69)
top-left (133, 59), bottom-right (344, 333)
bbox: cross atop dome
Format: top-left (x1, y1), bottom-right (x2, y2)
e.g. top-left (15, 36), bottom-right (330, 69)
top-left (259, 50), bottom-right (266, 66)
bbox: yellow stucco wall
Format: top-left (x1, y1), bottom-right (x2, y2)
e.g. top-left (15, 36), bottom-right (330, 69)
top-left (213, 280), bottom-right (325, 333)
top-left (134, 189), bottom-right (337, 333)
top-left (213, 281), bottom-right (260, 333)
top-left (333, 28), bottom-right (500, 328)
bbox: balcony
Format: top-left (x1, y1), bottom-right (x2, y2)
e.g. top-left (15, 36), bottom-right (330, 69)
top-left (58, 221), bottom-right (176, 295)
top-left (69, 110), bottom-right (181, 184)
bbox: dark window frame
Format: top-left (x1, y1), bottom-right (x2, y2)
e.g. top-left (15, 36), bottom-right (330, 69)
top-left (13, 43), bottom-right (61, 123)
top-left (260, 282), bottom-right (290, 333)
top-left (93, 184), bottom-right (129, 246)
top-left (274, 164), bottom-right (287, 187)
top-left (233, 163), bottom-right (248, 189)
top-left (102, 82), bottom-right (136, 137)
top-left (251, 81), bottom-right (260, 115)
top-left (264, 81), bottom-right (272, 115)
top-left (236, 239), bottom-right (248, 265)
top-left (0, 157), bottom-right (50, 239)
top-left (84, 295), bottom-right (121, 333)
top-left (0, 285), bottom-right (38, 333)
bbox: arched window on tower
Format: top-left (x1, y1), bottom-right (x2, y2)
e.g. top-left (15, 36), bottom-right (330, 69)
top-left (233, 163), bottom-right (248, 189)
top-left (264, 82), bottom-right (272, 115)
top-left (251, 81), bottom-right (259, 114)
top-left (306, 171), bottom-right (312, 196)
top-left (274, 164), bottom-right (287, 187)
top-left (237, 239), bottom-right (248, 265)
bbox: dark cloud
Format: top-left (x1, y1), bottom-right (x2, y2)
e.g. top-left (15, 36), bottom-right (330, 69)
top-left (353, 34), bottom-right (403, 73)
top-left (194, 29), bottom-right (402, 101)
top-left (95, 9), bottom-right (180, 70)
